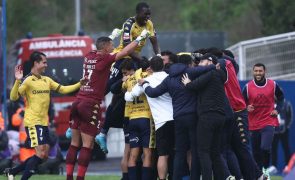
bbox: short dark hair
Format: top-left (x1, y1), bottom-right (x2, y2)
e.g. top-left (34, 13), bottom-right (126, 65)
top-left (96, 36), bottom-right (112, 50)
top-left (29, 51), bottom-right (46, 68)
top-left (200, 53), bottom-right (218, 65)
top-left (253, 63), bottom-right (266, 70)
top-left (150, 56), bottom-right (163, 72)
top-left (193, 48), bottom-right (208, 55)
top-left (161, 50), bottom-right (178, 64)
top-left (136, 2), bottom-right (149, 13)
top-left (222, 49), bottom-right (235, 59)
top-left (139, 57), bottom-right (150, 71)
top-left (161, 50), bottom-right (173, 56)
top-left (178, 54), bottom-right (192, 65)
top-left (207, 47), bottom-right (223, 58)
top-left (119, 59), bottom-right (135, 71)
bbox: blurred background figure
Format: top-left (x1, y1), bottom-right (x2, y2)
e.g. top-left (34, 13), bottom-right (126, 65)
top-left (270, 99), bottom-right (293, 173)
top-left (0, 113), bottom-right (12, 173)
top-left (51, 69), bottom-right (61, 83)
top-left (62, 68), bottom-right (75, 85)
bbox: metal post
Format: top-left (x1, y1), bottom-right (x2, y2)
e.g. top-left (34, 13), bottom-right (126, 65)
top-left (1, 0), bottom-right (8, 129)
top-left (238, 44), bottom-right (245, 80)
top-left (75, 0), bottom-right (81, 35)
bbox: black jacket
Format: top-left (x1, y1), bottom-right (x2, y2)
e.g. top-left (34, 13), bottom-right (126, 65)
top-left (185, 69), bottom-right (227, 117)
top-left (144, 63), bottom-right (215, 119)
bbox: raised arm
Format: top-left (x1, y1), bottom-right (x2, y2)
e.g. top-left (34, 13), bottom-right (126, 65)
top-left (113, 30), bottom-right (150, 61)
top-left (148, 21), bottom-right (160, 55)
top-left (10, 65), bottom-right (26, 101)
top-left (49, 77), bottom-right (86, 94)
top-left (150, 36), bottom-right (160, 55)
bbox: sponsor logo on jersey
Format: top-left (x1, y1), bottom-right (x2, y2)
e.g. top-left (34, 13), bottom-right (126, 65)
top-left (32, 90), bottom-right (50, 94)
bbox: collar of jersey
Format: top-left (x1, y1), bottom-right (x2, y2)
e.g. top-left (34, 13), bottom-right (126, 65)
top-left (31, 73), bottom-right (42, 79)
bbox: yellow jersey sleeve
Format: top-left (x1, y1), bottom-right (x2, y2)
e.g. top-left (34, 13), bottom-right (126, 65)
top-left (146, 20), bottom-right (156, 37)
top-left (48, 77), bottom-right (81, 94)
top-left (10, 79), bottom-right (28, 101)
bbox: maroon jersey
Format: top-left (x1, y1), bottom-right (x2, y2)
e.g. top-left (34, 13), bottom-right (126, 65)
top-left (246, 79), bottom-right (278, 130)
top-left (224, 60), bottom-right (246, 111)
top-left (77, 50), bottom-right (116, 102)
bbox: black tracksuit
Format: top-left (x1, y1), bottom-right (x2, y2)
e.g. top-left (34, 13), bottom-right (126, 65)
top-left (185, 68), bottom-right (230, 180)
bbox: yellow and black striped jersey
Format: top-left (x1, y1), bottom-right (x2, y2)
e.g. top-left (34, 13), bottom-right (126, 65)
top-left (113, 17), bottom-right (156, 55)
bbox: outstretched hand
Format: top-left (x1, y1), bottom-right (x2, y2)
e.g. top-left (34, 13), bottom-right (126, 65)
top-left (108, 28), bottom-right (123, 40)
top-left (15, 65), bottom-right (23, 80)
top-left (216, 63), bottom-right (221, 70)
top-left (270, 110), bottom-right (278, 117)
top-left (136, 29), bottom-right (151, 42)
top-left (182, 73), bottom-right (191, 86)
top-left (138, 79), bottom-right (145, 86)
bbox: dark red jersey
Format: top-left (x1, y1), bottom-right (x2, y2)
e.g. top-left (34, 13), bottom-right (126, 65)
top-left (246, 79), bottom-right (278, 130)
top-left (77, 51), bottom-right (116, 102)
top-left (224, 60), bottom-right (246, 111)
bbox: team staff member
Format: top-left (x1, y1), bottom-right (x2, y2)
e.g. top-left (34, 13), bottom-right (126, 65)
top-left (97, 1), bottom-right (160, 153)
top-left (182, 54), bottom-right (233, 180)
top-left (6, 51), bottom-right (85, 180)
top-left (65, 30), bottom-right (150, 180)
top-left (208, 48), bottom-right (265, 180)
top-left (243, 63), bottom-right (284, 171)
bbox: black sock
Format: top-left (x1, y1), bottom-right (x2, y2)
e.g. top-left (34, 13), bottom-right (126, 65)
top-left (128, 166), bottom-right (137, 180)
top-left (21, 155), bottom-right (42, 180)
top-left (141, 167), bottom-right (152, 180)
top-left (10, 156), bottom-right (32, 175)
top-left (262, 150), bottom-right (271, 168)
top-left (122, 172), bottom-right (129, 180)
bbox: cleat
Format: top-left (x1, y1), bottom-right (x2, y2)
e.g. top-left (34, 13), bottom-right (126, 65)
top-left (65, 128), bottom-right (72, 139)
top-left (95, 133), bottom-right (108, 154)
top-left (3, 168), bottom-right (14, 180)
top-left (226, 175), bottom-right (236, 180)
top-left (262, 167), bottom-right (270, 180)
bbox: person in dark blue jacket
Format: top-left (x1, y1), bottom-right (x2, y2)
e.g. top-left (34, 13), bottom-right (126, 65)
top-left (182, 53), bottom-right (233, 180)
top-left (139, 54), bottom-right (216, 180)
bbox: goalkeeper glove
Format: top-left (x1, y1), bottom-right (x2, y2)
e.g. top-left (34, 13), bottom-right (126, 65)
top-left (65, 128), bottom-right (72, 139)
top-left (108, 28), bottom-right (123, 40)
top-left (135, 29), bottom-right (150, 42)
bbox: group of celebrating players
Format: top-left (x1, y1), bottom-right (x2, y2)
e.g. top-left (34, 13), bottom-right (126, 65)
top-left (5, 2), bottom-right (285, 180)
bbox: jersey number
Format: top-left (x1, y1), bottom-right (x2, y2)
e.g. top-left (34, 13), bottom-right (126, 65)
top-left (83, 69), bottom-right (93, 86)
top-left (39, 128), bottom-right (43, 136)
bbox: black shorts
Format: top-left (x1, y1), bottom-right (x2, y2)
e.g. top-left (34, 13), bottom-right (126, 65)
top-left (25, 125), bottom-right (50, 147)
top-left (104, 94), bottom-right (125, 129)
top-left (123, 117), bottom-right (130, 144)
top-left (156, 121), bottom-right (175, 156)
top-left (129, 118), bottom-right (155, 148)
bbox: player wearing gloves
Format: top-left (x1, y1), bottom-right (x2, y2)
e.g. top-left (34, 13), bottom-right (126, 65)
top-left (65, 30), bottom-right (150, 180)
top-left (95, 3), bottom-right (160, 180)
